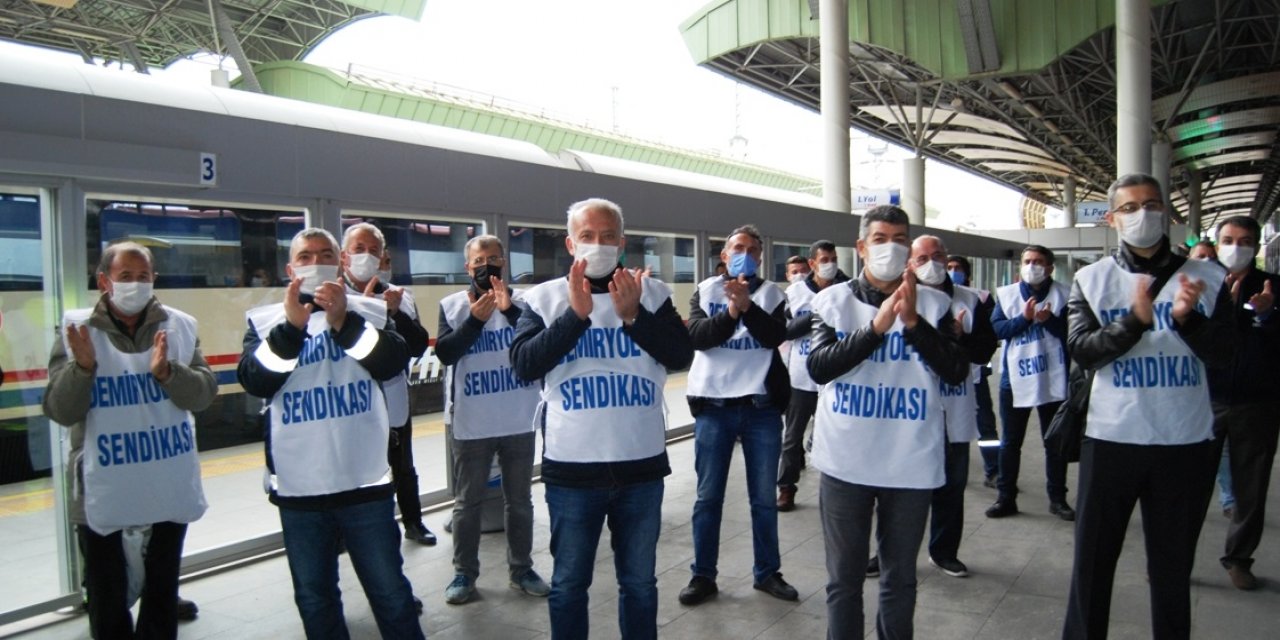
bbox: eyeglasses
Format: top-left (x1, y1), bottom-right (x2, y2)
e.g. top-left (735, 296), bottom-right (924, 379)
top-left (1111, 200), bottom-right (1166, 215)
top-left (470, 255), bottom-right (506, 268)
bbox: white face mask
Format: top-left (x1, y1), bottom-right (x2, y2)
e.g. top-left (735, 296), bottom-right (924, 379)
top-left (572, 242), bottom-right (619, 279)
top-left (376, 269), bottom-right (393, 284)
top-left (1217, 243), bottom-right (1255, 273)
top-left (346, 252), bottom-right (380, 283)
top-left (1020, 263), bottom-right (1046, 286)
top-left (1117, 209), bottom-right (1165, 249)
top-left (109, 281), bottom-right (152, 316)
top-left (914, 259), bottom-right (947, 286)
top-left (864, 242), bottom-right (908, 282)
top-left (816, 262), bottom-right (839, 281)
top-left (292, 264), bottom-right (339, 295)
top-left (788, 272), bottom-right (807, 284)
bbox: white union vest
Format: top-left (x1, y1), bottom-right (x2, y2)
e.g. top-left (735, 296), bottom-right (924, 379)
top-left (1075, 257), bottom-right (1224, 445)
top-left (686, 277), bottom-right (787, 399)
top-left (441, 289), bottom-right (541, 439)
top-left (522, 277), bottom-right (673, 463)
top-left (996, 281), bottom-right (1069, 407)
top-left (248, 296), bottom-right (392, 497)
top-left (810, 284), bottom-right (951, 489)
top-left (939, 285), bottom-right (982, 443)
top-left (785, 280), bottom-right (820, 392)
top-left (66, 306), bottom-right (207, 535)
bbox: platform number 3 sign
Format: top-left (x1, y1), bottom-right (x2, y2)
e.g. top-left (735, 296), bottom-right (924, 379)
top-left (200, 152), bottom-right (218, 186)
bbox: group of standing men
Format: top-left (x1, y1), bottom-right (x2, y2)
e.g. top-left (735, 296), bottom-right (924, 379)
top-left (42, 173), bottom-right (1280, 640)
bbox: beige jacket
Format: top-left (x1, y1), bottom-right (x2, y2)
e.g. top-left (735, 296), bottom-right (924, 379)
top-left (42, 295), bottom-right (217, 524)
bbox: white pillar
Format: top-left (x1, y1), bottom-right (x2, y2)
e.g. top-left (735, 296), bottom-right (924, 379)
top-left (820, 0), bottom-right (851, 213)
top-left (1064, 175), bottom-right (1077, 227)
top-left (1116, 0), bottom-right (1151, 175)
top-left (903, 156), bottom-right (926, 226)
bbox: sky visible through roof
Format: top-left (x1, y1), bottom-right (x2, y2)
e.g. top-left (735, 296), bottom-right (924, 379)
top-left (1, 0), bottom-right (1038, 230)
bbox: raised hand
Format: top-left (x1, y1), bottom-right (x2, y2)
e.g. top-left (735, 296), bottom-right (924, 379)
top-left (1131, 275), bottom-right (1155, 325)
top-left (150, 330), bottom-right (171, 383)
top-left (568, 258), bottom-right (593, 320)
top-left (1171, 274), bottom-right (1206, 324)
top-left (491, 275), bottom-right (512, 312)
top-left (468, 288), bottom-right (497, 323)
top-left (724, 275), bottom-right (752, 319)
top-left (1022, 296), bottom-right (1037, 321)
top-left (65, 323), bottom-right (96, 371)
top-left (953, 308), bottom-right (967, 337)
top-left (609, 265), bottom-right (643, 324)
top-left (1033, 301), bottom-right (1053, 323)
top-left (1250, 279), bottom-right (1274, 314)
top-left (383, 286), bottom-right (404, 315)
top-left (284, 277), bottom-right (312, 330)
top-left (313, 280), bottom-right (348, 331)
top-left (872, 288), bottom-right (901, 336)
top-left (895, 268), bottom-right (919, 329)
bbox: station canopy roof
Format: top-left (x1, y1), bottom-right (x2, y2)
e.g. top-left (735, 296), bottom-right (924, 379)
top-left (681, 0), bottom-right (1280, 230)
top-left (0, 0), bottom-right (424, 69)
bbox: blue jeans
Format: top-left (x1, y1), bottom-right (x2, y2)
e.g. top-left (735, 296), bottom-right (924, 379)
top-left (691, 402), bottom-right (783, 583)
top-left (1216, 440), bottom-right (1235, 509)
top-left (820, 473), bottom-right (931, 640)
top-left (545, 480), bottom-right (663, 640)
top-left (278, 498), bottom-right (423, 640)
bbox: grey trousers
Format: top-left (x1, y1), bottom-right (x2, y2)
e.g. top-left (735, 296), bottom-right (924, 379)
top-left (450, 431), bottom-right (537, 580)
top-left (820, 473), bottom-right (931, 640)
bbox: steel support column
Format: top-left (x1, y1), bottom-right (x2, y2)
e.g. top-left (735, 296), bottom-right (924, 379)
top-left (903, 156), bottom-right (926, 226)
top-left (1064, 175), bottom-right (1077, 227)
top-left (820, 0), bottom-right (851, 213)
top-left (1116, 0), bottom-right (1152, 175)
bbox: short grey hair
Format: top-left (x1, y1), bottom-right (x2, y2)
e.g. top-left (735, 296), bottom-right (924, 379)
top-left (98, 241), bottom-right (153, 275)
top-left (860, 205), bottom-right (910, 240)
top-left (464, 234), bottom-right (505, 260)
top-left (912, 234), bottom-right (948, 254)
top-left (566, 198), bottom-right (624, 235)
top-left (289, 228), bottom-right (340, 261)
top-left (1106, 173), bottom-right (1163, 208)
top-left (342, 222), bottom-right (385, 252)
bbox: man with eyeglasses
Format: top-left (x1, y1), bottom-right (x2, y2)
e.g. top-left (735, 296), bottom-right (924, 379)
top-left (987, 244), bottom-right (1075, 521)
top-left (1062, 173), bottom-right (1236, 639)
top-left (341, 222), bottom-right (437, 546)
top-left (777, 239), bottom-right (849, 512)
top-left (1205, 215), bottom-right (1280, 591)
top-left (435, 234), bottom-right (549, 605)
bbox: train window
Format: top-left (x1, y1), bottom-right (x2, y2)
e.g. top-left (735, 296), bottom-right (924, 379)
top-left (508, 225), bottom-right (569, 285)
top-left (0, 195), bottom-right (42, 292)
top-left (86, 200), bottom-right (300, 289)
top-left (624, 233), bottom-right (695, 283)
top-left (771, 242), bottom-right (809, 282)
top-left (340, 215), bottom-right (479, 286)
top-left (707, 239), bottom-right (725, 278)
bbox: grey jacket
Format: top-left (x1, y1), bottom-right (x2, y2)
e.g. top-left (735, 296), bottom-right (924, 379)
top-left (42, 295), bottom-right (217, 524)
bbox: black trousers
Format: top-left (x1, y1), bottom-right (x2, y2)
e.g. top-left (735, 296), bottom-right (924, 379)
top-left (78, 521), bottom-right (187, 640)
top-left (777, 389), bottom-right (818, 489)
top-left (1212, 401), bottom-right (1280, 570)
top-left (388, 418), bottom-right (424, 528)
top-left (1063, 438), bottom-right (1216, 640)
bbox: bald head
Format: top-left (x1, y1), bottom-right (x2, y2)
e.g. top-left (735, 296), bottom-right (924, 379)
top-left (910, 235), bottom-right (947, 265)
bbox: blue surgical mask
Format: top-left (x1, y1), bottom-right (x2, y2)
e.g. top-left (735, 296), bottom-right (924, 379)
top-left (948, 269), bottom-right (967, 286)
top-left (727, 252), bottom-right (758, 278)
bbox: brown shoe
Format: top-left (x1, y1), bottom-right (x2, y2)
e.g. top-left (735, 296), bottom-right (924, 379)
top-left (777, 486), bottom-right (796, 512)
top-left (1227, 565), bottom-right (1258, 590)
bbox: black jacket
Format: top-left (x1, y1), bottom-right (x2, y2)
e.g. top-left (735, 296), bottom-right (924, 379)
top-left (1066, 238), bottom-right (1236, 373)
top-left (806, 275), bottom-right (970, 387)
top-left (1206, 266), bottom-right (1280, 405)
top-left (509, 268), bottom-right (694, 489)
top-left (938, 278), bottom-right (1000, 367)
top-left (687, 275), bottom-right (790, 414)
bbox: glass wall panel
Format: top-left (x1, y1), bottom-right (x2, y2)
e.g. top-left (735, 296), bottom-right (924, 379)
top-left (0, 191), bottom-right (59, 615)
top-left (771, 243), bottom-right (809, 282)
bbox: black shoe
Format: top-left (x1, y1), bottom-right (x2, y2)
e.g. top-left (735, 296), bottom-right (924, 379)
top-left (753, 572), bottom-right (799, 601)
top-left (413, 595), bottom-right (424, 615)
top-left (930, 557), bottom-right (970, 578)
top-left (1049, 501), bottom-right (1076, 521)
top-left (404, 522), bottom-right (437, 546)
top-left (985, 498), bottom-right (1019, 518)
top-left (678, 576), bottom-right (718, 606)
top-left (176, 597), bottom-right (198, 621)
top-left (866, 555), bottom-right (880, 578)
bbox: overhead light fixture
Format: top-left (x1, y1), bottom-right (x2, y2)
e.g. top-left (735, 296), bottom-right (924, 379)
top-left (33, 0), bottom-right (78, 7)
